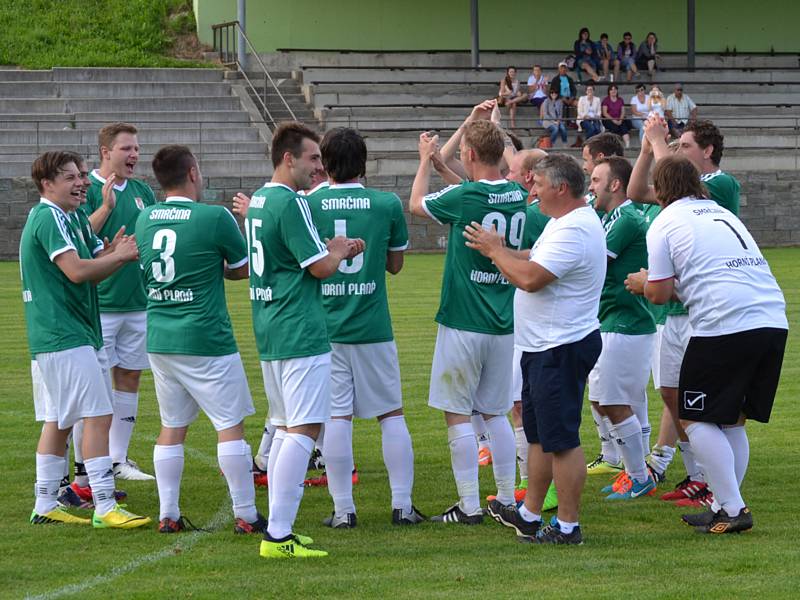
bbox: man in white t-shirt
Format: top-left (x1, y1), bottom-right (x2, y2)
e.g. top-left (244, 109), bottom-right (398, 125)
top-left (464, 153), bottom-right (605, 544)
top-left (625, 156), bottom-right (787, 535)
top-left (665, 84), bottom-right (697, 138)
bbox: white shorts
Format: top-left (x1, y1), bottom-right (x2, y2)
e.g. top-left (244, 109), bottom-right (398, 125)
top-left (149, 352), bottom-right (255, 431)
top-left (34, 346), bottom-right (114, 429)
top-left (659, 314), bottom-right (692, 388)
top-left (331, 341), bottom-right (403, 419)
top-left (428, 325), bottom-right (514, 416)
top-left (651, 324), bottom-right (665, 389)
top-left (261, 353), bottom-right (331, 428)
top-left (101, 311), bottom-right (150, 370)
top-left (512, 347), bottom-right (523, 403)
top-left (588, 332), bottom-right (656, 407)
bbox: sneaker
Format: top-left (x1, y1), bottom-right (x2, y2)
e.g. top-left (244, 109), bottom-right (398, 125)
top-left (30, 507), bottom-right (91, 525)
top-left (392, 505), bottom-right (426, 525)
top-left (586, 454), bottom-right (624, 475)
top-left (69, 482), bottom-right (127, 504)
top-left (674, 487), bottom-right (714, 508)
top-left (260, 534), bottom-right (327, 559)
top-left (113, 459), bottom-right (155, 481)
top-left (307, 448), bottom-right (325, 471)
top-left (323, 511), bottom-right (357, 529)
top-left (92, 504), bottom-right (151, 529)
top-left (158, 516), bottom-right (204, 533)
top-left (542, 481), bottom-right (559, 512)
top-left (57, 485), bottom-right (93, 509)
top-left (478, 447), bottom-right (493, 467)
top-left (234, 512), bottom-right (267, 534)
top-left (601, 471), bottom-right (631, 494)
top-left (682, 509), bottom-right (717, 527)
top-left (493, 502), bottom-right (541, 539)
top-left (660, 476), bottom-right (707, 501)
top-left (430, 503), bottom-right (483, 525)
top-left (696, 507), bottom-right (753, 534)
top-left (534, 517), bottom-right (583, 545)
top-left (606, 474), bottom-right (656, 500)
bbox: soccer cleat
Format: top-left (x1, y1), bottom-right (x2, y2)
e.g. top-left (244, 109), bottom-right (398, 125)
top-left (92, 504), bottom-right (151, 529)
top-left (30, 507), bottom-right (91, 525)
top-left (323, 511), bottom-right (357, 529)
top-left (682, 509), bottom-right (717, 527)
top-left (430, 503), bottom-right (483, 525)
top-left (534, 516), bottom-right (583, 545)
top-left (113, 459), bottom-right (155, 481)
top-left (478, 447), bottom-right (493, 467)
top-left (674, 487), bottom-right (714, 508)
top-left (601, 471), bottom-right (631, 494)
top-left (69, 482), bottom-right (127, 504)
top-left (606, 474), bottom-right (656, 500)
top-left (234, 513), bottom-right (268, 534)
top-left (586, 453), bottom-right (623, 475)
top-left (252, 461), bottom-right (268, 488)
top-left (542, 482), bottom-right (559, 512)
top-left (660, 476), bottom-right (707, 502)
top-left (260, 534), bottom-right (328, 559)
top-left (392, 505), bottom-right (426, 525)
top-left (57, 485), bottom-right (93, 509)
top-left (696, 507), bottom-right (753, 534)
top-left (492, 502), bottom-right (542, 539)
top-left (158, 516), bottom-right (204, 533)
top-left (305, 467), bottom-right (358, 487)
top-left (307, 448), bottom-right (325, 471)
top-left (487, 498), bottom-right (513, 523)
top-left (647, 463), bottom-right (666, 485)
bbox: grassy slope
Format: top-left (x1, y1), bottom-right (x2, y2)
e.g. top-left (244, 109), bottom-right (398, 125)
top-left (1, 250), bottom-right (799, 599)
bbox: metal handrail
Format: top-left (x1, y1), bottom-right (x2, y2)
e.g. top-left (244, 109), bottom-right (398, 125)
top-left (212, 20), bottom-right (297, 128)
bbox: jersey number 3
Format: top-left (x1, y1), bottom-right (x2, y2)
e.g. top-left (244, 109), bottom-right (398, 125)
top-left (152, 229), bottom-right (177, 283)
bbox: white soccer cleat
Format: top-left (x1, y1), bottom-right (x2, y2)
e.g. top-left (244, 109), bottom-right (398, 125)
top-left (113, 459), bottom-right (155, 481)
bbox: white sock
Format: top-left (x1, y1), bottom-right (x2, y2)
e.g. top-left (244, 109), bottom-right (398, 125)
top-left (73, 420), bottom-right (88, 486)
top-left (591, 406), bottom-right (618, 464)
top-left (721, 425), bottom-right (749, 487)
top-left (514, 426), bottom-right (528, 482)
top-left (633, 402), bottom-right (651, 452)
top-left (485, 415), bottom-right (516, 505)
top-left (255, 420), bottom-right (275, 470)
top-left (267, 429), bottom-right (286, 510)
top-left (685, 422), bottom-right (745, 515)
top-left (109, 390), bottom-right (138, 464)
top-left (677, 440), bottom-right (703, 481)
top-left (471, 412), bottom-right (490, 451)
top-left (380, 415), bottom-right (414, 512)
top-left (267, 433), bottom-right (314, 540)
top-left (315, 424), bottom-right (325, 454)
top-left (154, 444), bottom-right (184, 521)
top-left (611, 415), bottom-right (648, 483)
top-left (218, 439), bottom-right (258, 523)
top-left (448, 423), bottom-right (480, 514)
top-left (649, 444), bottom-right (676, 474)
top-left (85, 456), bottom-right (116, 515)
top-left (34, 453), bottom-right (65, 515)
top-left (518, 503), bottom-right (540, 523)
top-left (323, 419), bottom-right (355, 516)
top-left (557, 519), bottom-right (579, 534)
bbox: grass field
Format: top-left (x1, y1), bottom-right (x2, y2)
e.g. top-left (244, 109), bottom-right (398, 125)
top-left (2, 251), bottom-right (799, 599)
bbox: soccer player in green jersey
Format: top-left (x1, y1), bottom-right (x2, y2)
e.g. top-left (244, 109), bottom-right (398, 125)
top-left (411, 119), bottom-right (527, 524)
top-left (247, 122), bottom-right (364, 559)
top-left (581, 132), bottom-right (625, 220)
top-left (22, 151), bottom-right (149, 528)
top-left (587, 157), bottom-right (658, 500)
top-left (307, 127), bottom-right (423, 528)
top-left (85, 122), bottom-right (156, 481)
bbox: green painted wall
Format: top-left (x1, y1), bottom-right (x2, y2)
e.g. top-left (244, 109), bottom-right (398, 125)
top-left (194, 0), bottom-right (799, 53)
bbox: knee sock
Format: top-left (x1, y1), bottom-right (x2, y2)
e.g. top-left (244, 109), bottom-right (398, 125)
top-left (448, 422), bottom-right (480, 514)
top-left (267, 433), bottom-right (314, 540)
top-left (591, 405), bottom-right (619, 464)
top-left (721, 425), bottom-right (749, 487)
top-left (73, 420), bottom-right (88, 486)
top-left (34, 453), bottom-right (66, 515)
top-left (254, 419), bottom-right (275, 471)
top-left (611, 415), bottom-right (647, 484)
top-left (267, 429), bottom-right (286, 509)
top-left (485, 416), bottom-right (516, 505)
top-left (109, 390), bottom-right (138, 464)
top-left (85, 456), bottom-right (116, 515)
top-left (218, 439), bottom-right (258, 523)
top-left (514, 426), bottom-right (528, 482)
top-left (685, 422), bottom-right (745, 515)
top-left (323, 419), bottom-right (355, 516)
top-left (632, 403), bottom-right (651, 454)
top-left (649, 444), bottom-right (676, 475)
top-left (154, 443), bottom-right (184, 521)
top-left (677, 440), bottom-right (703, 481)
top-left (471, 412), bottom-right (490, 452)
top-left (380, 415), bottom-right (414, 513)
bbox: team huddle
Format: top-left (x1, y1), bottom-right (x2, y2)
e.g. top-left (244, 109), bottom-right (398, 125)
top-left (20, 101), bottom-right (787, 556)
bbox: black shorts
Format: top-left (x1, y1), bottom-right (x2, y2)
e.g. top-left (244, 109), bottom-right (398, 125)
top-left (678, 327), bottom-right (787, 425)
top-left (520, 329), bottom-right (602, 453)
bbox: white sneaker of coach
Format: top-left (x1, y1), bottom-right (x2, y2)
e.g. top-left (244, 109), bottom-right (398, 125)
top-left (113, 459), bottom-right (155, 481)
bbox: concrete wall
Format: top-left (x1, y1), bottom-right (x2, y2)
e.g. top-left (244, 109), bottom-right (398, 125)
top-left (194, 0), bottom-right (800, 53)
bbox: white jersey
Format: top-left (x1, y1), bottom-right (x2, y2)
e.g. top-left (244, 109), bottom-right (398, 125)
top-left (647, 197), bottom-right (787, 337)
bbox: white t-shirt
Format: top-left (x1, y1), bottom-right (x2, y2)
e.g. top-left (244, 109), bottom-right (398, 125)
top-left (647, 197), bottom-right (787, 336)
top-left (630, 95), bottom-right (649, 118)
top-left (514, 206), bottom-right (606, 352)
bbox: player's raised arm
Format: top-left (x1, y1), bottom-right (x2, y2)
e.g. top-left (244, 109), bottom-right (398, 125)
top-left (409, 132), bottom-right (440, 217)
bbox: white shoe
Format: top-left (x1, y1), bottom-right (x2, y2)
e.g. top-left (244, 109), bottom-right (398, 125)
top-left (113, 459), bottom-right (155, 481)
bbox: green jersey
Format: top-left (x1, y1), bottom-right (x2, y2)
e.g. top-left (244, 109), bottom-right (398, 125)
top-left (20, 200), bottom-right (103, 356)
top-left (86, 171), bottom-right (156, 312)
top-left (585, 192), bottom-right (605, 219)
top-left (599, 201), bottom-right (656, 335)
top-left (423, 179), bottom-right (527, 335)
top-left (521, 199), bottom-right (550, 249)
top-left (246, 183), bottom-right (331, 360)
top-left (307, 183), bottom-right (408, 344)
top-left (637, 203), bottom-right (667, 325)
top-left (702, 170), bottom-right (740, 215)
top-left (136, 197), bottom-right (248, 356)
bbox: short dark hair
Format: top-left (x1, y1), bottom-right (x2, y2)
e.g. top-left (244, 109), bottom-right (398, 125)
top-left (270, 121), bottom-right (320, 168)
top-left (652, 155), bottom-right (707, 206)
top-left (506, 131), bottom-right (523, 152)
top-left (534, 153), bottom-right (585, 198)
top-left (320, 127), bottom-right (366, 182)
top-left (584, 132), bottom-right (625, 159)
top-left (31, 151), bottom-right (79, 193)
top-left (684, 120), bottom-right (724, 166)
top-left (63, 151), bottom-right (86, 169)
top-left (600, 33), bottom-right (608, 40)
top-left (595, 156), bottom-right (633, 191)
top-left (607, 83), bottom-right (618, 95)
top-left (623, 31), bottom-right (632, 38)
top-left (152, 145), bottom-right (197, 190)
top-left (463, 120), bottom-right (505, 166)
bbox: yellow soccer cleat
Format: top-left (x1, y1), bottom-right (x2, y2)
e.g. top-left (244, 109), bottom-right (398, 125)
top-left (260, 535), bottom-right (328, 559)
top-left (30, 507), bottom-right (91, 525)
top-left (92, 504), bottom-right (152, 529)
top-left (586, 453), bottom-right (624, 475)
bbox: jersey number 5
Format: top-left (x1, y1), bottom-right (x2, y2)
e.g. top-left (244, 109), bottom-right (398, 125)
top-left (152, 229), bottom-right (177, 283)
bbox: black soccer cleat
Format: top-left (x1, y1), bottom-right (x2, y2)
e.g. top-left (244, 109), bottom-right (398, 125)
top-left (392, 505), bottom-right (426, 525)
top-left (696, 507), bottom-right (753, 534)
top-left (234, 512), bottom-right (268, 534)
top-left (430, 503), bottom-right (483, 525)
top-left (681, 509), bottom-right (717, 527)
top-left (322, 511), bottom-right (357, 529)
top-left (491, 501), bottom-right (542, 539)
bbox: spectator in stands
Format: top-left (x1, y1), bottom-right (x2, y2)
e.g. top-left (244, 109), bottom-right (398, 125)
top-left (594, 33), bottom-right (615, 81)
top-left (577, 84), bottom-right (602, 140)
top-left (498, 66), bottom-right (527, 128)
top-left (665, 83), bottom-right (698, 137)
top-left (636, 32), bottom-right (660, 78)
top-left (615, 31), bottom-right (640, 82)
top-left (647, 85), bottom-right (666, 118)
top-left (550, 62), bottom-right (578, 127)
top-left (629, 83), bottom-right (649, 140)
top-left (541, 89), bottom-right (568, 147)
top-left (573, 27), bottom-right (601, 82)
top-left (527, 65), bottom-right (549, 108)
top-left (602, 84), bottom-right (632, 147)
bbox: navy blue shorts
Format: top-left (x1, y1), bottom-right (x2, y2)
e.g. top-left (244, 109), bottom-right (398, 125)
top-left (520, 330), bottom-right (602, 453)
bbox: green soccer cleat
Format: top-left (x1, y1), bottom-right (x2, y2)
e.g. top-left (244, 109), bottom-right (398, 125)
top-left (542, 481), bottom-right (559, 512)
top-left (586, 453), bottom-right (624, 475)
top-left (260, 534), bottom-right (328, 558)
top-left (30, 507), bottom-right (91, 525)
top-left (92, 504), bottom-right (151, 529)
